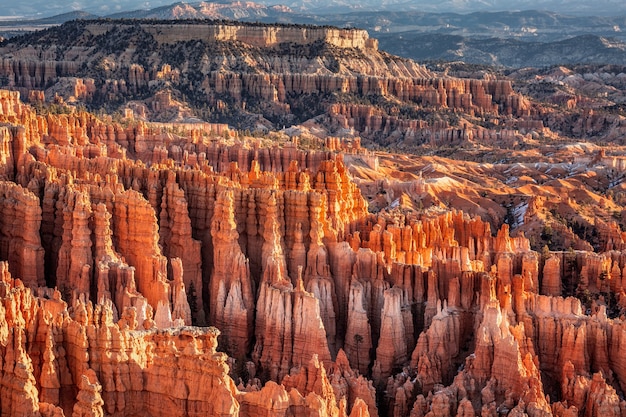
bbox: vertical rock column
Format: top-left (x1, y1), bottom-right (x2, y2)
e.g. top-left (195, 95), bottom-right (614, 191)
top-left (542, 254), bottom-right (562, 296)
top-left (92, 203), bottom-right (147, 324)
top-left (344, 279), bottom-right (373, 375)
top-left (0, 126), bottom-right (14, 180)
top-left (209, 190), bottom-right (254, 358)
top-left (304, 203), bottom-right (338, 356)
top-left (112, 190), bottom-right (170, 314)
top-left (253, 193), bottom-right (332, 380)
top-left (410, 306), bottom-right (462, 392)
top-left (253, 195), bottom-right (295, 381)
top-left (0, 327), bottom-right (42, 417)
top-left (0, 182), bottom-right (45, 287)
top-left (159, 178), bottom-right (204, 321)
top-left (292, 278), bottom-right (332, 370)
top-left (55, 188), bottom-right (93, 299)
top-left (372, 287), bottom-right (408, 384)
top-left (72, 369), bottom-right (104, 417)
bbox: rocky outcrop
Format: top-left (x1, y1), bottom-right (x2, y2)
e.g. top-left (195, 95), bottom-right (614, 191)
top-left (281, 354), bottom-right (342, 417)
top-left (4, 83), bottom-right (626, 417)
top-left (542, 253), bottom-right (562, 296)
top-left (252, 248), bottom-right (332, 382)
top-left (55, 187), bottom-right (93, 298)
top-left (372, 287), bottom-right (408, 384)
top-left (1, 326), bottom-right (43, 417)
top-left (410, 305), bottom-right (462, 393)
top-left (209, 189), bottom-right (254, 358)
top-left (112, 189), bottom-right (171, 313)
top-left (0, 126), bottom-right (16, 180)
top-left (0, 19), bottom-right (545, 148)
top-left (85, 22), bottom-right (378, 50)
top-left (0, 181), bottom-right (45, 288)
top-left (344, 279), bottom-right (373, 376)
top-left (159, 177), bottom-right (203, 321)
top-left (0, 265), bottom-right (238, 416)
top-left (72, 369), bottom-right (104, 417)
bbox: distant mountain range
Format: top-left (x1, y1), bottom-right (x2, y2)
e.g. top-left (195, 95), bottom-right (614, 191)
top-left (4, 3), bottom-right (626, 41)
top-left (3, 0), bottom-right (626, 19)
top-left (1, 2), bottom-right (626, 67)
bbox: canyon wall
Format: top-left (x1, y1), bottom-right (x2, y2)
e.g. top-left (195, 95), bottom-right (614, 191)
top-left (1, 89), bottom-right (626, 416)
top-left (0, 19), bottom-right (546, 148)
top-left (83, 22), bottom-right (379, 50)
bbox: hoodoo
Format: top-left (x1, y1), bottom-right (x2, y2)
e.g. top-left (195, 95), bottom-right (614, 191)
top-left (0, 16), bottom-right (626, 417)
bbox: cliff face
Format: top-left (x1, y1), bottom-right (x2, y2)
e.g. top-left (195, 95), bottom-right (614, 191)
top-left (0, 87), bottom-right (626, 416)
top-left (2, 20), bottom-right (624, 150)
top-left (0, 181), bottom-right (45, 288)
top-left (85, 23), bottom-right (378, 50)
top-left (0, 19), bottom-right (543, 148)
top-left (1, 25), bottom-right (626, 415)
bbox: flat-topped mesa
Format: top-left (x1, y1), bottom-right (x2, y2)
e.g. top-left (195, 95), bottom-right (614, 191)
top-left (1, 27), bottom-right (535, 144)
top-left (84, 21), bottom-right (378, 51)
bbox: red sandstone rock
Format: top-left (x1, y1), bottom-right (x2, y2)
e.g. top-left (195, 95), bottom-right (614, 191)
top-left (55, 187), bottom-right (93, 298)
top-left (72, 369), bottom-right (104, 417)
top-left (344, 279), bottom-right (373, 376)
top-left (0, 181), bottom-right (45, 288)
top-left (1, 327), bottom-right (42, 417)
top-left (372, 287), bottom-right (408, 384)
top-left (209, 190), bottom-right (255, 357)
top-left (410, 306), bottom-right (461, 392)
top-left (542, 254), bottom-right (562, 296)
top-left (3, 79), bottom-right (626, 417)
top-left (160, 178), bottom-right (204, 321)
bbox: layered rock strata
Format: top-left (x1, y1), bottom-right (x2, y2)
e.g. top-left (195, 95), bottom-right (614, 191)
top-left (0, 20), bottom-right (539, 147)
top-left (1, 89), bottom-right (626, 416)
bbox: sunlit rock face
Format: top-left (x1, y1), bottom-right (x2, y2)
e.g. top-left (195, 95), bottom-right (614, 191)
top-left (1, 17), bottom-right (626, 417)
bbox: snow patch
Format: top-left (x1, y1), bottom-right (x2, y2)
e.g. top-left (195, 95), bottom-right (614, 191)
top-left (426, 176), bottom-right (461, 188)
top-left (513, 202), bottom-right (529, 226)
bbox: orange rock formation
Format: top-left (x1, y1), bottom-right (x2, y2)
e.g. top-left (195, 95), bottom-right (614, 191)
top-left (0, 55), bottom-right (626, 417)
